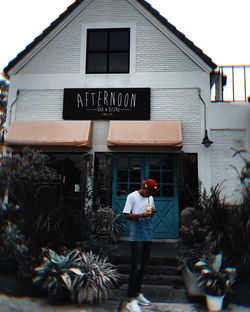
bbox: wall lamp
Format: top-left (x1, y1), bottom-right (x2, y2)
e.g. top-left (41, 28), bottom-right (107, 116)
top-left (199, 89), bottom-right (213, 148)
top-left (202, 129), bottom-right (213, 147)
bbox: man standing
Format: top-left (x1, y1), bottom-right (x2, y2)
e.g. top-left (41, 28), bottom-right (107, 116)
top-left (123, 179), bottom-right (158, 312)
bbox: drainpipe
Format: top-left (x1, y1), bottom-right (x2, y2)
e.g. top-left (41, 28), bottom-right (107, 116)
top-left (2, 90), bottom-right (20, 208)
top-left (2, 89), bottom-right (20, 155)
top-left (8, 89), bottom-right (20, 127)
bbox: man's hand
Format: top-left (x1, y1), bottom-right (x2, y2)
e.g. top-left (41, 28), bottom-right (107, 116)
top-left (143, 209), bottom-right (155, 218)
top-left (123, 210), bottom-right (155, 220)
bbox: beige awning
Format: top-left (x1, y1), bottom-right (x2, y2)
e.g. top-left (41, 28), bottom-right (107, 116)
top-left (5, 120), bottom-right (92, 148)
top-left (107, 121), bottom-right (182, 147)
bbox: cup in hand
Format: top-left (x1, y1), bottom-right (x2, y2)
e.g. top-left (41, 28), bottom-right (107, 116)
top-left (146, 204), bottom-right (153, 213)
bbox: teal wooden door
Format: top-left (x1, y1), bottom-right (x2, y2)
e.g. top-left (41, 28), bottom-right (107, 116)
top-left (112, 154), bottom-right (179, 239)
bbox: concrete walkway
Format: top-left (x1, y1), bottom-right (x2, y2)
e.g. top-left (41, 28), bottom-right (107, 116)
top-left (0, 294), bottom-right (249, 312)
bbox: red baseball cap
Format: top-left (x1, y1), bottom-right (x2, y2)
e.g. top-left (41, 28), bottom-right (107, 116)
top-left (141, 179), bottom-right (158, 191)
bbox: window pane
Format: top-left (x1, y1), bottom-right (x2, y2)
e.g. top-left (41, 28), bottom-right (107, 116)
top-left (117, 184), bottom-right (128, 196)
top-left (117, 170), bottom-right (128, 182)
top-left (149, 158), bottom-right (160, 170)
top-left (117, 158), bottom-right (128, 169)
top-left (162, 158), bottom-right (174, 170)
top-left (130, 158), bottom-right (141, 170)
top-left (109, 53), bottom-right (129, 73)
top-left (162, 171), bottom-right (174, 183)
top-left (130, 170), bottom-right (141, 182)
top-left (149, 171), bottom-right (160, 182)
top-left (109, 30), bottom-right (129, 50)
top-left (129, 184), bottom-right (140, 193)
top-left (87, 53), bottom-right (107, 73)
top-left (88, 31), bottom-right (108, 51)
top-left (162, 185), bottom-right (174, 197)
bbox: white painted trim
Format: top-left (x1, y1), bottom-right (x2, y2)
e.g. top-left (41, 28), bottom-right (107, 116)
top-left (9, 72), bottom-right (209, 90)
top-left (127, 0), bottom-right (214, 72)
top-left (80, 22), bottom-right (136, 75)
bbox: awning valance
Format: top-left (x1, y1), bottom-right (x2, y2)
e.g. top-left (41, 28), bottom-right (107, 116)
top-left (107, 121), bottom-right (182, 147)
top-left (5, 120), bottom-right (92, 148)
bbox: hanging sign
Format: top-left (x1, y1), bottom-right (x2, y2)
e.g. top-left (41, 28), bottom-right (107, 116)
top-left (63, 88), bottom-right (150, 120)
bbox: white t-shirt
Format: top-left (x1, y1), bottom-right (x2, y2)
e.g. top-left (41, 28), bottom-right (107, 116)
top-left (123, 190), bottom-right (155, 214)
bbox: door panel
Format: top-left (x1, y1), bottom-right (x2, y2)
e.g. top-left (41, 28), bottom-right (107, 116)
top-left (112, 154), bottom-right (179, 239)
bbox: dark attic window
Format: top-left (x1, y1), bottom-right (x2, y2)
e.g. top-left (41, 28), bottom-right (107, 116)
top-left (86, 28), bottom-right (130, 74)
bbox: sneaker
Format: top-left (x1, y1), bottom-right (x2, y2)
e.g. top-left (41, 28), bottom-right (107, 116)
top-left (136, 293), bottom-right (151, 306)
top-left (126, 299), bottom-right (142, 312)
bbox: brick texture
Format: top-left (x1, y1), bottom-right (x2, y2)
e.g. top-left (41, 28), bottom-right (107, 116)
top-left (20, 0), bottom-right (201, 74)
top-left (151, 88), bottom-right (201, 144)
top-left (211, 129), bottom-right (247, 202)
top-left (16, 90), bottom-right (63, 120)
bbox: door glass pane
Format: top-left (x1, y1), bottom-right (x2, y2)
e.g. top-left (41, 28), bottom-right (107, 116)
top-left (149, 171), bottom-right (160, 182)
top-left (130, 158), bottom-right (141, 170)
top-left (117, 157), bottom-right (128, 169)
top-left (162, 171), bottom-right (174, 183)
top-left (117, 170), bottom-right (128, 182)
top-left (162, 158), bottom-right (173, 170)
top-left (162, 185), bottom-right (174, 197)
top-left (153, 189), bottom-right (160, 198)
top-left (149, 158), bottom-right (160, 170)
top-left (129, 184), bottom-right (140, 193)
top-left (130, 170), bottom-right (141, 182)
top-left (117, 184), bottom-right (128, 196)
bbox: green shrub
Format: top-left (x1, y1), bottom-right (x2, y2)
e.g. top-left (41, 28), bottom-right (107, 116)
top-left (33, 249), bottom-right (81, 297)
top-left (33, 248), bottom-right (120, 305)
top-left (0, 221), bottom-right (28, 272)
top-left (0, 148), bottom-right (89, 249)
top-left (195, 254), bottom-right (236, 296)
top-left (179, 150), bottom-right (250, 273)
top-left (92, 206), bottom-right (125, 243)
top-left (71, 251), bottom-right (119, 304)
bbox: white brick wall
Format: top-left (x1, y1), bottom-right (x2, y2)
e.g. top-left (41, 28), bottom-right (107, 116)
top-left (15, 88), bottom-right (202, 146)
top-left (92, 120), bottom-right (110, 147)
top-left (210, 129), bottom-right (247, 202)
top-left (16, 90), bottom-right (63, 120)
top-left (20, 0), bottom-right (201, 74)
top-left (151, 88), bottom-right (201, 145)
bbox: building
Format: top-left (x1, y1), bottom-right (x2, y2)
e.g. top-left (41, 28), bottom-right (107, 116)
top-left (3, 0), bottom-right (250, 239)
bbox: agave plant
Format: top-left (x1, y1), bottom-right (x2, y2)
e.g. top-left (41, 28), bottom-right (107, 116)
top-left (71, 251), bottom-right (120, 304)
top-left (33, 248), bottom-right (81, 297)
top-left (195, 254), bottom-right (236, 296)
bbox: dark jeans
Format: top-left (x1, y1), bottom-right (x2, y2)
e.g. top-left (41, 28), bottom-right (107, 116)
top-left (127, 241), bottom-right (152, 298)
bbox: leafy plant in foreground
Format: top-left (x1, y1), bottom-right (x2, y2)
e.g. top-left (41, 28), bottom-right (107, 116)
top-left (0, 221), bottom-right (28, 272)
top-left (195, 254), bottom-right (236, 296)
top-left (71, 251), bottom-right (120, 304)
top-left (33, 249), bottom-right (81, 297)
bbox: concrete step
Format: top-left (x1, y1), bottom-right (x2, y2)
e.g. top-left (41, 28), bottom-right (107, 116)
top-left (112, 241), bottom-right (179, 260)
top-left (119, 273), bottom-right (184, 287)
top-left (112, 241), bottom-right (185, 289)
top-left (117, 263), bottom-right (181, 276)
top-left (110, 283), bottom-right (190, 303)
top-left (113, 255), bottom-right (180, 266)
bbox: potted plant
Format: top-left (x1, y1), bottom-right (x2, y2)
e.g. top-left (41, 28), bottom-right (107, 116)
top-left (195, 254), bottom-right (236, 311)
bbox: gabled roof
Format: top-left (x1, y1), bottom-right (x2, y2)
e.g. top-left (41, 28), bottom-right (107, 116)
top-left (3, 0), bottom-right (217, 78)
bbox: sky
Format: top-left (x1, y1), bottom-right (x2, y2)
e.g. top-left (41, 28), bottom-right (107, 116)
top-left (1, 0), bottom-right (250, 77)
